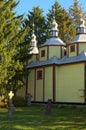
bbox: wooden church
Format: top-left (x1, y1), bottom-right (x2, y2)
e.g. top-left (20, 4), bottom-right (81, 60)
top-left (25, 10), bottom-right (86, 104)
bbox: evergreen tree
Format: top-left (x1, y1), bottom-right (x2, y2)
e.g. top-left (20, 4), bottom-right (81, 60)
top-left (47, 1), bottom-right (75, 43)
top-left (0, 0), bottom-right (27, 94)
top-left (25, 6), bottom-right (47, 45)
top-left (69, 0), bottom-right (86, 41)
top-left (17, 6), bottom-right (47, 95)
top-left (69, 0), bottom-right (86, 27)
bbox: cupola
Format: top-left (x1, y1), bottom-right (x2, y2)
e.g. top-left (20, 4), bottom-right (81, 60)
top-left (38, 7), bottom-right (65, 61)
top-left (68, 10), bottom-right (86, 58)
top-left (50, 7), bottom-right (59, 37)
top-left (76, 13), bottom-right (86, 34)
top-left (29, 23), bottom-right (39, 54)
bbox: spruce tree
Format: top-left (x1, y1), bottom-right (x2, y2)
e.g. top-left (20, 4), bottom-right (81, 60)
top-left (25, 6), bottom-right (47, 45)
top-left (69, 0), bottom-right (82, 27)
top-left (0, 0), bottom-right (27, 93)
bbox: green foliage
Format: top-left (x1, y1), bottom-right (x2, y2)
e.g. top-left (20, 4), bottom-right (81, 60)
top-left (25, 6), bottom-right (47, 45)
top-left (0, 95), bottom-right (8, 108)
top-left (0, 101), bottom-right (6, 108)
top-left (69, 0), bottom-right (86, 27)
top-left (0, 0), bottom-right (28, 93)
top-left (13, 96), bottom-right (26, 107)
top-left (0, 106), bottom-right (86, 129)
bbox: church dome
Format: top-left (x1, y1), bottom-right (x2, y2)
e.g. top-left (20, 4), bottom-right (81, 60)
top-left (51, 19), bottom-right (58, 31)
top-left (70, 13), bottom-right (86, 44)
top-left (40, 7), bottom-right (65, 47)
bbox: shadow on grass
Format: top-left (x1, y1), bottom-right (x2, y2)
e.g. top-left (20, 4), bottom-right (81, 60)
top-left (0, 106), bottom-right (86, 130)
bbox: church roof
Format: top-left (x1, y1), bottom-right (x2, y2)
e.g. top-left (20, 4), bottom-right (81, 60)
top-left (27, 57), bottom-right (60, 69)
top-left (60, 51), bottom-right (86, 64)
top-left (27, 52), bottom-right (86, 68)
top-left (70, 34), bottom-right (86, 44)
top-left (40, 37), bottom-right (66, 47)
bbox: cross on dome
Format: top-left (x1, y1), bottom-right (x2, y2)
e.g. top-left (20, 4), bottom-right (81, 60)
top-left (53, 6), bottom-right (56, 19)
top-left (50, 6), bottom-right (59, 37)
top-left (76, 6), bottom-right (86, 34)
top-left (79, 6), bottom-right (85, 27)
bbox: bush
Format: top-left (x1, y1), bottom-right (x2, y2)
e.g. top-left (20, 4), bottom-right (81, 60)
top-left (0, 101), bottom-right (7, 108)
top-left (0, 95), bottom-right (8, 108)
top-left (13, 96), bottom-right (26, 107)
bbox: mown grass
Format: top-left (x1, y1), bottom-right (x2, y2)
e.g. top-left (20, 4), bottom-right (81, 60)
top-left (0, 105), bottom-right (86, 130)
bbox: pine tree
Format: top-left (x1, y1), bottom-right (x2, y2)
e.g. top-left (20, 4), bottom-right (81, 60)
top-left (0, 0), bottom-right (27, 93)
top-left (59, 8), bottom-right (76, 43)
top-left (17, 6), bottom-right (47, 96)
top-left (25, 6), bottom-right (47, 45)
top-left (69, 0), bottom-right (86, 40)
top-left (69, 0), bottom-right (82, 26)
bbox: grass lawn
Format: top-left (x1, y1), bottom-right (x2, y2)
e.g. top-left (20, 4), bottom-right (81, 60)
top-left (0, 105), bottom-right (86, 130)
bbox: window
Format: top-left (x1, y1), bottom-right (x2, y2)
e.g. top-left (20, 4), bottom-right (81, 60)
top-left (70, 45), bottom-right (75, 52)
top-left (37, 70), bottom-right (42, 80)
top-left (41, 50), bottom-right (45, 57)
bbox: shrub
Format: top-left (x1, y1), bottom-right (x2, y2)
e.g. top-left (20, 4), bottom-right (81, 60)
top-left (13, 96), bottom-right (26, 107)
top-left (0, 95), bottom-right (8, 108)
top-left (0, 101), bottom-right (6, 108)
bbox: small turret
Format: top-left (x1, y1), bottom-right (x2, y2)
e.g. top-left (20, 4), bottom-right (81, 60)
top-left (29, 23), bottom-right (39, 54)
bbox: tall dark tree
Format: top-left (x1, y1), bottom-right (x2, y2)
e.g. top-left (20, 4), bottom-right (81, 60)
top-left (25, 6), bottom-right (47, 46)
top-left (69, 0), bottom-right (86, 41)
top-left (69, 0), bottom-right (86, 27)
top-left (0, 0), bottom-right (27, 94)
top-left (18, 6), bottom-right (48, 96)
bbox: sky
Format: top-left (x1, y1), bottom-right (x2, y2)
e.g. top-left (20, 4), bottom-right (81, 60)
top-left (15, 0), bottom-right (86, 16)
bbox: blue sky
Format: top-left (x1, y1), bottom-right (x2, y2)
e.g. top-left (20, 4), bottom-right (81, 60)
top-left (15, 0), bottom-right (86, 16)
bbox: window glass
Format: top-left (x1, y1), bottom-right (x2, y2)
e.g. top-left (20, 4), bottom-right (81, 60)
top-left (37, 70), bottom-right (42, 80)
top-left (70, 45), bottom-right (75, 52)
top-left (41, 50), bottom-right (45, 57)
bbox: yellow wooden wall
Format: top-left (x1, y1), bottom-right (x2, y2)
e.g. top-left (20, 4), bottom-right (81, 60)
top-left (68, 44), bottom-right (77, 57)
top-left (49, 46), bottom-right (60, 59)
top-left (56, 63), bottom-right (85, 103)
top-left (45, 66), bottom-right (53, 101)
top-left (79, 43), bottom-right (86, 53)
top-left (28, 69), bottom-right (35, 101)
top-left (28, 55), bottom-right (37, 63)
top-left (36, 68), bottom-right (43, 101)
top-left (28, 66), bottom-right (53, 102)
top-left (27, 63), bottom-right (85, 103)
